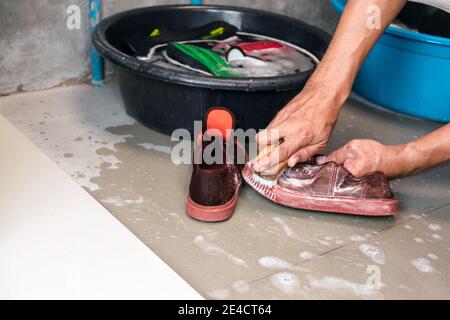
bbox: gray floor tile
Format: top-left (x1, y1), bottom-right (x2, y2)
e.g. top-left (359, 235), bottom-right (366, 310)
top-left (1, 79), bottom-right (448, 299)
top-left (244, 204), bottom-right (450, 299)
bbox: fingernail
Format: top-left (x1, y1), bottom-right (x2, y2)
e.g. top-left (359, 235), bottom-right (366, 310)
top-left (289, 157), bottom-right (298, 167)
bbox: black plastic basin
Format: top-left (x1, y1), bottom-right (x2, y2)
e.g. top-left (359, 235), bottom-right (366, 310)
top-left (93, 5), bottom-right (330, 135)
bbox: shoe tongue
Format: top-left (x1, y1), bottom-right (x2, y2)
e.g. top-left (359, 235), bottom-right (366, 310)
top-left (206, 108), bottom-right (234, 140)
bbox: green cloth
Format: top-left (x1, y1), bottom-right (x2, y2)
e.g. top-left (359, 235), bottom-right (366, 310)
top-left (170, 42), bottom-right (234, 77)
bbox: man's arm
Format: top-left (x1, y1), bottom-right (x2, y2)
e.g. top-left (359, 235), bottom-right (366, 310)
top-left (320, 123), bottom-right (450, 178)
top-left (253, 0), bottom-right (407, 172)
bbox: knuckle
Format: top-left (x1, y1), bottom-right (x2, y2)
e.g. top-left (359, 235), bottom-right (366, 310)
top-left (351, 163), bottom-right (365, 177)
top-left (347, 139), bottom-right (363, 151)
top-left (279, 146), bottom-right (290, 159)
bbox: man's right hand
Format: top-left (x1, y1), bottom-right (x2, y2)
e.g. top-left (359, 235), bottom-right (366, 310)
top-left (252, 81), bottom-right (343, 173)
top-left (252, 0), bottom-right (409, 174)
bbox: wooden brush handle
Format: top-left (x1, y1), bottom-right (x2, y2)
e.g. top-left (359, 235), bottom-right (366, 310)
top-left (254, 142), bottom-right (288, 177)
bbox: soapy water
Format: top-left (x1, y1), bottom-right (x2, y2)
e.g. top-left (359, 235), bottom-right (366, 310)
top-left (411, 257), bottom-right (435, 273)
top-left (299, 251), bottom-right (315, 260)
top-left (270, 272), bottom-right (301, 295)
top-left (272, 216), bottom-right (311, 244)
top-left (358, 244), bottom-right (386, 265)
top-left (350, 234), bottom-right (367, 242)
top-left (427, 253), bottom-right (439, 260)
top-left (307, 275), bottom-right (384, 299)
top-left (232, 280), bottom-right (250, 294)
top-left (140, 33), bottom-right (318, 78)
top-left (428, 223), bottom-right (442, 231)
top-left (414, 237), bottom-right (425, 243)
top-left (258, 256), bottom-right (309, 272)
top-left (193, 235), bottom-right (250, 269)
top-left (432, 234), bottom-right (443, 240)
top-left (207, 289), bottom-right (230, 299)
top-left (224, 46), bottom-right (315, 77)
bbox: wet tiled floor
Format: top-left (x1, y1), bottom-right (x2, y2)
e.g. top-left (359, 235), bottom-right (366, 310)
top-left (1, 78), bottom-right (449, 299)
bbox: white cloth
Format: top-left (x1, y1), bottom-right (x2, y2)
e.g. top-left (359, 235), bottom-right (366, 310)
top-left (410, 0), bottom-right (450, 13)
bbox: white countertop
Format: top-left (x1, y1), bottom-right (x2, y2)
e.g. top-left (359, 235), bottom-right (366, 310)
top-left (0, 114), bottom-right (202, 299)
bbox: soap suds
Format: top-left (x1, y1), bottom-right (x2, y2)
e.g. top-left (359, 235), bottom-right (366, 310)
top-left (411, 257), bottom-right (435, 273)
top-left (428, 223), bottom-right (442, 231)
top-left (138, 143), bottom-right (172, 155)
top-left (270, 272), bottom-right (300, 295)
top-left (194, 235), bottom-right (250, 269)
top-left (232, 280), bottom-right (250, 294)
top-left (399, 284), bottom-right (413, 292)
top-left (307, 275), bottom-right (384, 299)
top-left (272, 217), bottom-right (309, 243)
top-left (318, 240), bottom-right (332, 247)
top-left (432, 234), bottom-right (443, 240)
top-left (101, 195), bottom-right (144, 207)
top-left (350, 234), bottom-right (367, 242)
top-left (299, 251), bottom-right (315, 260)
top-left (258, 256), bottom-right (308, 272)
top-left (6, 103), bottom-right (137, 191)
top-left (414, 237), bottom-right (425, 243)
top-left (427, 253), bottom-right (439, 260)
top-left (207, 289), bottom-right (230, 300)
top-left (359, 244), bottom-right (385, 264)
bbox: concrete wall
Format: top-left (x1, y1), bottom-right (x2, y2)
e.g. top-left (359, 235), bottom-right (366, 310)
top-left (0, 0), bottom-right (338, 95)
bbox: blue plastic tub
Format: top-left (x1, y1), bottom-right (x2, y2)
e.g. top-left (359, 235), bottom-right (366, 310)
top-left (332, 0), bottom-right (450, 123)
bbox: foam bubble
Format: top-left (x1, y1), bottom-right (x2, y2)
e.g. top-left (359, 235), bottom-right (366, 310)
top-left (359, 244), bottom-right (385, 264)
top-left (307, 275), bottom-right (383, 298)
top-left (428, 223), bottom-right (442, 231)
top-left (207, 289), bottom-right (230, 299)
top-left (411, 258), bottom-right (435, 273)
top-left (270, 272), bottom-right (300, 294)
top-left (299, 251), bottom-right (315, 260)
top-left (432, 234), bottom-right (443, 240)
top-left (194, 235), bottom-right (249, 269)
top-left (232, 280), bottom-right (250, 294)
top-left (258, 256), bottom-right (308, 272)
top-left (427, 253), bottom-right (439, 260)
top-left (350, 234), bottom-right (367, 242)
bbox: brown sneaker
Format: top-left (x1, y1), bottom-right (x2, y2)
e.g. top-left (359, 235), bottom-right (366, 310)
top-left (243, 156), bottom-right (398, 216)
top-left (186, 107), bottom-right (246, 222)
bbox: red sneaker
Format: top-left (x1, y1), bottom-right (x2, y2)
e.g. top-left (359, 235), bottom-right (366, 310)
top-left (243, 156), bottom-right (398, 216)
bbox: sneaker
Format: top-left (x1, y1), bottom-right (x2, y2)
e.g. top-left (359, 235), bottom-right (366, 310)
top-left (243, 156), bottom-right (398, 216)
top-left (186, 107), bottom-right (246, 222)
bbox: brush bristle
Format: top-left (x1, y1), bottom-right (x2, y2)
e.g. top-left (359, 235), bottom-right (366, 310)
top-left (242, 164), bottom-right (277, 201)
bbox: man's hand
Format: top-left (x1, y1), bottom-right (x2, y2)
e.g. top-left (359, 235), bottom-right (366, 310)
top-left (319, 122), bottom-right (450, 178)
top-left (253, 82), bottom-right (342, 172)
top-left (251, 0), bottom-right (408, 173)
top-left (317, 139), bottom-right (411, 178)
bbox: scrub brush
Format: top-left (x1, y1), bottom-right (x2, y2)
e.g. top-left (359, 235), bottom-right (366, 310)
top-left (242, 141), bottom-right (288, 199)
